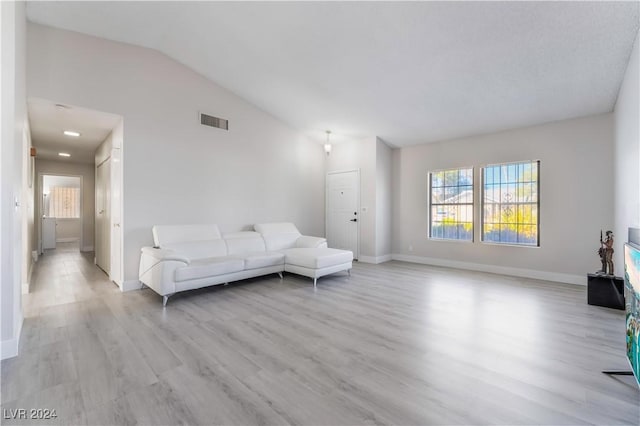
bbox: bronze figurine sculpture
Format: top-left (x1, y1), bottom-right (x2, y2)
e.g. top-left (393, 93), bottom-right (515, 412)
top-left (597, 230), bottom-right (615, 276)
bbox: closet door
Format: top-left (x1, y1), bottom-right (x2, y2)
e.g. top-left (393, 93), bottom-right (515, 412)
top-left (96, 159), bottom-right (111, 274)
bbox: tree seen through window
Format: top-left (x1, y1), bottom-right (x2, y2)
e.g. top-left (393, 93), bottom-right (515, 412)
top-left (482, 160), bottom-right (539, 246)
top-left (429, 168), bottom-right (473, 241)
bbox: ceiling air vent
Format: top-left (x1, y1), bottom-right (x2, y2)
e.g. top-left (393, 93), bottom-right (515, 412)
top-left (200, 112), bottom-right (229, 131)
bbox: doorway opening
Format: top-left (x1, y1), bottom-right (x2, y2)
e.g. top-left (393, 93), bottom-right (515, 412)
top-left (28, 97), bottom-right (124, 287)
top-left (40, 174), bottom-right (82, 253)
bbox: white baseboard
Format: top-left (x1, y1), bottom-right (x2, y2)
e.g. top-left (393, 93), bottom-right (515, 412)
top-left (1, 315), bottom-right (23, 360)
top-left (359, 254), bottom-right (392, 264)
top-left (122, 279), bottom-right (142, 292)
top-left (81, 245), bottom-right (94, 252)
top-left (391, 253), bottom-right (585, 286)
top-left (56, 237), bottom-right (79, 243)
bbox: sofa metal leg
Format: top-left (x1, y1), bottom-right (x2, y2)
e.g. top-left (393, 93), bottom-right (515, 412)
top-left (278, 272), bottom-right (283, 279)
top-left (313, 278), bottom-right (317, 287)
top-left (162, 294), bottom-right (173, 307)
top-left (141, 282), bottom-right (147, 289)
top-left (347, 269), bottom-right (351, 276)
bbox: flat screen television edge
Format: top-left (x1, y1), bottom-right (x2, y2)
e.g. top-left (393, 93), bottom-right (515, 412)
top-left (623, 241), bottom-right (640, 387)
top-left (602, 228), bottom-right (640, 387)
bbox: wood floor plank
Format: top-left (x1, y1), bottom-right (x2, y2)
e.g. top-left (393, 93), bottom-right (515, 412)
top-left (37, 340), bottom-right (77, 390)
top-left (2, 242), bottom-right (639, 425)
top-left (160, 364), bottom-right (291, 425)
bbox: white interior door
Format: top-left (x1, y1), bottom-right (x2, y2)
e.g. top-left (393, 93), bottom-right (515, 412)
top-left (326, 170), bottom-right (359, 259)
top-left (109, 146), bottom-right (122, 285)
top-left (96, 159), bottom-right (111, 274)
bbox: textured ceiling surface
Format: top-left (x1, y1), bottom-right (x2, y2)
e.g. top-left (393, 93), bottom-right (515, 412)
top-left (26, 1), bottom-right (640, 146)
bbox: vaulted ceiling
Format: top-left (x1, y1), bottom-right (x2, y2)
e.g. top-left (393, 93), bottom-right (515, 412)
top-left (26, 1), bottom-right (639, 146)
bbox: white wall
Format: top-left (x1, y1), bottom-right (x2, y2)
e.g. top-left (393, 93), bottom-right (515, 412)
top-left (36, 160), bottom-right (95, 251)
top-left (392, 114), bottom-right (614, 284)
top-left (326, 136), bottom-right (377, 258)
top-left (375, 138), bottom-right (392, 259)
top-left (614, 30), bottom-right (640, 270)
top-left (325, 136), bottom-right (393, 262)
top-left (1, 0), bottom-right (27, 360)
top-left (22, 120), bottom-right (35, 291)
top-left (27, 24), bottom-right (326, 284)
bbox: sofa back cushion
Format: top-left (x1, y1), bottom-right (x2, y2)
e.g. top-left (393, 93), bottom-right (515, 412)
top-left (153, 224), bottom-right (222, 246)
top-left (224, 232), bottom-right (267, 255)
top-left (163, 240), bottom-right (228, 261)
top-left (153, 224), bottom-right (226, 260)
top-left (254, 222), bottom-right (301, 251)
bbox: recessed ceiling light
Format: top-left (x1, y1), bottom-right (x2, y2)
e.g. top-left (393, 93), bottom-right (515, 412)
top-left (58, 152), bottom-right (71, 157)
top-left (63, 130), bottom-right (80, 137)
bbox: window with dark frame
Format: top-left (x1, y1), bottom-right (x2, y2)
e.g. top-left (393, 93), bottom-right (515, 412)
top-left (481, 160), bottom-right (539, 246)
top-left (429, 168), bottom-right (474, 241)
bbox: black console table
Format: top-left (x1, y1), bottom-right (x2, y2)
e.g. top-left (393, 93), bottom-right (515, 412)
top-left (587, 274), bottom-right (624, 310)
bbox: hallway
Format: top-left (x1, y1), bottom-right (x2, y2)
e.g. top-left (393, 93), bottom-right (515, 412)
top-left (0, 243), bottom-right (154, 424)
top-left (23, 243), bottom-right (115, 315)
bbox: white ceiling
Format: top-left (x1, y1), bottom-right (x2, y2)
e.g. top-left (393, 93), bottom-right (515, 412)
top-left (26, 2), bottom-right (639, 147)
top-left (28, 98), bottom-right (122, 164)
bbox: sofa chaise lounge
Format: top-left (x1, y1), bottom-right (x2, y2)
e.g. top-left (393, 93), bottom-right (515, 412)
top-left (138, 223), bottom-right (353, 305)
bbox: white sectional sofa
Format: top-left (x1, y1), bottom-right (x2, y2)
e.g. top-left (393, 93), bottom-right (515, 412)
top-left (138, 223), bottom-right (353, 306)
top-left (254, 222), bottom-right (354, 285)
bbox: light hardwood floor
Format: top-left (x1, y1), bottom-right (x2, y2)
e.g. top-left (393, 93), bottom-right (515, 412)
top-left (2, 242), bottom-right (639, 425)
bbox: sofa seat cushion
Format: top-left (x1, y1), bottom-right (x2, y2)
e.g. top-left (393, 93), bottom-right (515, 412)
top-left (282, 248), bottom-right (353, 269)
top-left (243, 252), bottom-right (285, 270)
top-left (175, 257), bottom-right (244, 282)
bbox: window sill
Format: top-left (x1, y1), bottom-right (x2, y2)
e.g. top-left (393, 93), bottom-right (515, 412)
top-left (428, 237), bottom-right (474, 244)
top-left (480, 241), bottom-right (539, 248)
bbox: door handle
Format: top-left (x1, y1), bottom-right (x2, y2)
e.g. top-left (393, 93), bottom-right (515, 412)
top-left (350, 219), bottom-right (357, 222)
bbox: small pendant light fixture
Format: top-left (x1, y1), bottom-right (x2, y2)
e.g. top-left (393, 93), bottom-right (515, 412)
top-left (324, 130), bottom-right (332, 156)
